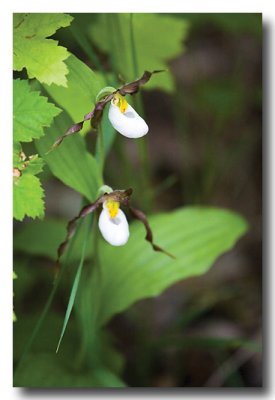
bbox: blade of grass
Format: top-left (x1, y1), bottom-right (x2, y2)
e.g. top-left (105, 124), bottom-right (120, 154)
top-left (56, 214), bottom-right (93, 353)
top-left (15, 217), bottom-right (84, 372)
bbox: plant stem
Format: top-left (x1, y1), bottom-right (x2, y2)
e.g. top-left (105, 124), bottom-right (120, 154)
top-left (95, 124), bottom-right (105, 174)
top-left (129, 13), bottom-right (153, 211)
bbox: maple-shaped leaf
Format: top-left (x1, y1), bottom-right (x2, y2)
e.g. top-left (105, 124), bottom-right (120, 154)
top-left (13, 79), bottom-right (61, 143)
top-left (13, 13), bottom-right (73, 86)
top-left (13, 174), bottom-right (45, 221)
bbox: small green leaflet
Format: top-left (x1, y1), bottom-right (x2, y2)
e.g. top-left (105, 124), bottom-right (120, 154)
top-left (13, 13), bottom-right (73, 86)
top-left (23, 155), bottom-right (45, 176)
top-left (13, 174), bottom-right (44, 221)
top-left (13, 142), bottom-right (24, 169)
top-left (13, 79), bottom-right (61, 143)
top-left (13, 142), bottom-right (45, 175)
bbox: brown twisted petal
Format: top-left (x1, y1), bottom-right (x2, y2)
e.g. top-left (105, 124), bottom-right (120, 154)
top-left (128, 205), bottom-right (176, 259)
top-left (118, 70), bottom-right (165, 96)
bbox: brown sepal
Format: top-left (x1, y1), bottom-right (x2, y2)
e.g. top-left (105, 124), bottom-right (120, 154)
top-left (118, 70), bottom-right (165, 96)
top-left (128, 205), bottom-right (176, 259)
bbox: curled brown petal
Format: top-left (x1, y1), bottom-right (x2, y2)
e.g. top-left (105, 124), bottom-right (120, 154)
top-left (119, 70), bottom-right (165, 96)
top-left (128, 205), bottom-right (176, 259)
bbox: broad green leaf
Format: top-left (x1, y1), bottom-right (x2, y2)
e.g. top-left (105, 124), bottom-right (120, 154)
top-left (13, 13), bottom-right (73, 86)
top-left (14, 353), bottom-right (125, 387)
top-left (14, 218), bottom-right (94, 262)
top-left (88, 13), bottom-right (189, 92)
top-left (14, 219), bottom-right (66, 259)
top-left (13, 174), bottom-right (44, 221)
top-left (13, 79), bottom-right (61, 143)
top-left (96, 207), bottom-right (248, 326)
top-left (35, 111), bottom-right (102, 201)
top-left (43, 54), bottom-right (104, 135)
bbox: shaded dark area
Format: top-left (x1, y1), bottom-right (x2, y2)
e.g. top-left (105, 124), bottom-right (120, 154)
top-left (14, 13), bottom-right (262, 388)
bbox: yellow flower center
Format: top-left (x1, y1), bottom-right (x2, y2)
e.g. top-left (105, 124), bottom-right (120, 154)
top-left (113, 93), bottom-right (128, 113)
top-left (106, 200), bottom-right (120, 219)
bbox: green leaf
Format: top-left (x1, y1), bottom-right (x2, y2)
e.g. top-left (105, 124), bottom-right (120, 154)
top-left (96, 207), bottom-right (248, 326)
top-left (14, 353), bottom-right (125, 387)
top-left (35, 111), bottom-right (102, 201)
top-left (13, 13), bottom-right (73, 86)
top-left (43, 54), bottom-right (104, 135)
top-left (13, 174), bottom-right (44, 221)
top-left (13, 79), bottom-right (61, 143)
top-left (14, 219), bottom-right (66, 259)
top-left (88, 13), bottom-right (189, 92)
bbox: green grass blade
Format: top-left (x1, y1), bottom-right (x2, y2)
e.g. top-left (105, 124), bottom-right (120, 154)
top-left (56, 215), bottom-right (93, 353)
top-left (15, 218), bottom-right (84, 372)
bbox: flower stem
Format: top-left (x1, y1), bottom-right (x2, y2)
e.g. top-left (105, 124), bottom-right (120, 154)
top-left (129, 13), bottom-right (153, 211)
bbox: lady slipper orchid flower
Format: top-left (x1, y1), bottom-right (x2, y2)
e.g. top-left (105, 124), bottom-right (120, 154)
top-left (108, 93), bottom-right (148, 138)
top-left (98, 198), bottom-right (129, 246)
top-left (56, 185), bottom-right (174, 265)
top-left (50, 70), bottom-right (164, 151)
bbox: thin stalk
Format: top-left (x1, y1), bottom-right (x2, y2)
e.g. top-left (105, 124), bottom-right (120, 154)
top-left (95, 124), bottom-right (105, 173)
top-left (87, 220), bottom-right (103, 367)
top-left (129, 13), bottom-right (153, 211)
top-left (107, 14), bottom-right (137, 187)
top-left (129, 13), bottom-right (139, 78)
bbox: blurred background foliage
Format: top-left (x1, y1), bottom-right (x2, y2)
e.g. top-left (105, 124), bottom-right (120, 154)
top-left (13, 13), bottom-right (262, 387)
